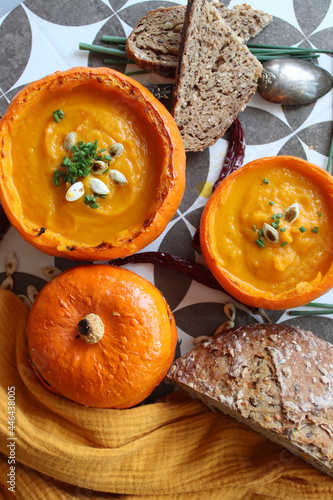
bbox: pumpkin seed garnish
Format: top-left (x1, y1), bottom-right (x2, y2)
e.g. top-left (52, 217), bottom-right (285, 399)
top-left (1, 275), bottom-right (14, 291)
top-left (193, 335), bottom-right (210, 345)
top-left (27, 284), bottom-right (39, 304)
top-left (42, 266), bottom-right (62, 280)
top-left (108, 143), bottom-right (124, 158)
top-left (214, 320), bottom-right (235, 335)
top-left (89, 178), bottom-right (110, 196)
top-left (18, 294), bottom-right (32, 309)
top-left (262, 222), bottom-right (280, 243)
top-left (63, 131), bottom-right (76, 151)
top-left (92, 160), bottom-right (108, 175)
top-left (65, 181), bottom-right (85, 202)
top-left (5, 251), bottom-right (18, 276)
top-left (283, 203), bottom-right (299, 223)
top-left (224, 302), bottom-right (236, 322)
top-left (110, 169), bottom-right (128, 186)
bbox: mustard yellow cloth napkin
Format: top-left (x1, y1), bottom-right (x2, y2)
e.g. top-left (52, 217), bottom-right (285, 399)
top-left (0, 288), bottom-right (332, 499)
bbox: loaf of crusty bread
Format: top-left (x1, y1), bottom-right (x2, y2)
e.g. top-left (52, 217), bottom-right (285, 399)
top-left (167, 323), bottom-right (333, 478)
top-left (126, 2), bottom-right (272, 77)
top-left (170, 0), bottom-right (262, 152)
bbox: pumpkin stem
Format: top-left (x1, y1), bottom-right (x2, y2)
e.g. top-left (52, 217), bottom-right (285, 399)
top-left (77, 313), bottom-right (104, 344)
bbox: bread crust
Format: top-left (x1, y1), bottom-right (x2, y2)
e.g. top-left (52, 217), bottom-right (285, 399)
top-left (167, 323), bottom-right (333, 478)
top-left (125, 2), bottom-right (272, 78)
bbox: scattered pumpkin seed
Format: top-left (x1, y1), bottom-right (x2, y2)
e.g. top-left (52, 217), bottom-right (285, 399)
top-left (262, 222), bottom-right (280, 243)
top-left (1, 275), bottom-right (14, 291)
top-left (42, 266), bottom-right (62, 280)
top-left (89, 178), bottom-right (110, 195)
top-left (214, 320), bottom-right (235, 335)
top-left (27, 284), bottom-right (39, 304)
top-left (18, 294), bottom-right (32, 309)
top-left (110, 169), bottom-right (128, 186)
top-left (92, 160), bottom-right (108, 175)
top-left (224, 302), bottom-right (236, 322)
top-left (5, 251), bottom-right (18, 276)
top-left (108, 143), bottom-right (124, 158)
top-left (193, 335), bottom-right (210, 345)
top-left (283, 203), bottom-right (299, 223)
top-left (65, 181), bottom-right (85, 202)
top-left (63, 131), bottom-right (76, 151)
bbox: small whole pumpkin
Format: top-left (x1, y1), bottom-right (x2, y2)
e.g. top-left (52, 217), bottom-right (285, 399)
top-left (200, 156), bottom-right (333, 310)
top-left (0, 67), bottom-right (185, 260)
top-left (26, 265), bottom-right (178, 408)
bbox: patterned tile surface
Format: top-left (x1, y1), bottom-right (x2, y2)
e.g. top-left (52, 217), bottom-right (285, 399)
top-left (0, 0), bottom-right (333, 402)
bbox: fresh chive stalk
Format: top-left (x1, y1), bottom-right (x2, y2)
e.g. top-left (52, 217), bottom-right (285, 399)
top-left (288, 309), bottom-right (333, 316)
top-left (79, 42), bottom-right (127, 58)
top-left (327, 133), bottom-right (333, 174)
top-left (247, 43), bottom-right (333, 55)
top-left (102, 35), bottom-right (127, 43)
top-left (125, 70), bottom-right (148, 76)
top-left (305, 302), bottom-right (333, 309)
top-left (104, 58), bottom-right (133, 64)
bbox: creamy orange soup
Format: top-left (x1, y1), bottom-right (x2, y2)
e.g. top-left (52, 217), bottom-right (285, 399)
top-left (210, 163), bottom-right (333, 295)
top-left (10, 83), bottom-right (165, 246)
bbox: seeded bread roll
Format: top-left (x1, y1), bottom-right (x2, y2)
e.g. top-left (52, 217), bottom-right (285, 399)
top-left (167, 324), bottom-right (333, 478)
top-left (170, 0), bottom-right (262, 152)
top-left (125, 2), bottom-right (272, 77)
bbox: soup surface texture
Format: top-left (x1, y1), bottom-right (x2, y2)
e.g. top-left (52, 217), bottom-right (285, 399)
top-left (10, 84), bottom-right (165, 246)
top-left (202, 158), bottom-right (333, 302)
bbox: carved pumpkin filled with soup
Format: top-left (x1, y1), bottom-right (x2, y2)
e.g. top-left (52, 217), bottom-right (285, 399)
top-left (0, 67), bottom-right (185, 260)
top-left (200, 156), bottom-right (333, 310)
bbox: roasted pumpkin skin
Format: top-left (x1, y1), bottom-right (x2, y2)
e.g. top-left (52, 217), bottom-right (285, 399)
top-left (26, 265), bottom-right (178, 408)
top-left (200, 156), bottom-right (333, 310)
top-left (0, 67), bottom-right (186, 261)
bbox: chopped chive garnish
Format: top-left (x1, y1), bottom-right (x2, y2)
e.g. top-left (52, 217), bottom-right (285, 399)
top-left (104, 155), bottom-right (113, 161)
top-left (272, 222), bottom-right (280, 229)
top-left (52, 109), bottom-right (65, 122)
top-left (276, 213), bottom-right (282, 218)
top-left (263, 178), bottom-right (270, 184)
top-left (258, 229), bottom-right (263, 237)
top-left (252, 224), bottom-right (257, 231)
top-left (280, 227), bottom-right (286, 232)
top-left (269, 201), bottom-right (275, 206)
top-left (281, 241), bottom-right (288, 247)
top-left (255, 238), bottom-right (265, 248)
top-left (317, 211), bottom-right (322, 217)
top-left (99, 148), bottom-right (106, 153)
top-left (311, 226), bottom-right (319, 233)
top-left (299, 226), bottom-right (306, 233)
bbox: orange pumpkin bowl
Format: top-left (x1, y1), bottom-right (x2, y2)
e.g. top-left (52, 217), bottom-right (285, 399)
top-left (0, 67), bottom-right (185, 261)
top-left (26, 264), bottom-right (178, 408)
top-left (200, 156), bottom-right (333, 310)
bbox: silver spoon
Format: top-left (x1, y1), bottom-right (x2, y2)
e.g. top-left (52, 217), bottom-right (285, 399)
top-left (257, 58), bottom-right (333, 105)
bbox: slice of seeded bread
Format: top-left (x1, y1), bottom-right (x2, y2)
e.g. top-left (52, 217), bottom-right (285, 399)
top-left (125, 2), bottom-right (272, 77)
top-left (167, 324), bottom-right (333, 478)
top-left (171, 0), bottom-right (262, 152)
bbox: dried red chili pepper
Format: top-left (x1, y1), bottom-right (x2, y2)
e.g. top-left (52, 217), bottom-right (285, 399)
top-left (0, 205), bottom-right (10, 242)
top-left (110, 252), bottom-right (222, 290)
top-left (109, 251), bottom-right (262, 317)
top-left (212, 117), bottom-right (245, 191)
